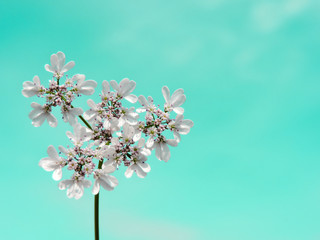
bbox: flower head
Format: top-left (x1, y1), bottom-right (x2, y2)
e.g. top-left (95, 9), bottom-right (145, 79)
top-left (45, 51), bottom-right (75, 78)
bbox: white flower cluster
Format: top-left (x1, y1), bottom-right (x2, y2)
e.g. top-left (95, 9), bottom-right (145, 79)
top-left (23, 52), bottom-right (194, 199)
top-left (22, 51), bottom-right (97, 127)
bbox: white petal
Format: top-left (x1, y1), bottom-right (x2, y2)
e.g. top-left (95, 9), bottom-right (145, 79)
top-left (122, 81), bottom-right (136, 96)
top-left (61, 61), bottom-right (75, 73)
top-left (162, 86), bottom-right (170, 103)
top-left (173, 131), bottom-right (181, 143)
top-left (45, 64), bottom-right (54, 73)
top-left (161, 143), bottom-right (170, 162)
top-left (28, 107), bottom-right (43, 119)
top-left (178, 127), bottom-right (190, 135)
top-left (22, 89), bottom-right (37, 98)
top-left (181, 119), bottom-right (194, 128)
top-left (103, 164), bottom-right (116, 174)
top-left (108, 175), bottom-right (118, 187)
top-left (30, 102), bottom-right (42, 109)
top-left (52, 168), bottom-right (62, 181)
top-left (47, 113), bottom-right (58, 128)
top-left (124, 94), bottom-right (138, 103)
top-left (32, 113), bottom-right (46, 127)
top-left (146, 138), bottom-right (154, 148)
top-left (173, 107), bottom-right (184, 115)
top-left (154, 143), bottom-right (161, 160)
top-left (33, 75), bottom-right (41, 85)
top-left (110, 80), bottom-right (119, 91)
top-left (58, 146), bottom-right (68, 155)
top-left (172, 94), bottom-right (186, 108)
top-left (136, 107), bottom-right (146, 113)
top-left (100, 178), bottom-right (114, 191)
top-left (56, 51), bottom-right (66, 70)
top-left (39, 158), bottom-right (58, 171)
top-left (102, 80), bottom-right (110, 95)
top-left (47, 145), bottom-right (59, 159)
top-left (124, 165), bottom-right (134, 178)
top-left (171, 88), bottom-right (184, 102)
top-left (79, 80), bottom-right (97, 95)
top-left (166, 139), bottom-right (178, 147)
top-left (59, 179), bottom-right (73, 190)
top-left (73, 74), bottom-right (85, 84)
top-left (138, 95), bottom-right (148, 106)
top-left (50, 54), bottom-right (58, 71)
top-left (134, 165), bottom-right (147, 178)
top-left (71, 107), bottom-right (83, 116)
top-left (138, 162), bottom-right (151, 172)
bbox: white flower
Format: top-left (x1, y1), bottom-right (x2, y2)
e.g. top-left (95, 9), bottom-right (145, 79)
top-left (168, 114), bottom-right (194, 142)
top-left (45, 51), bottom-right (75, 78)
top-left (39, 145), bottom-right (66, 181)
top-left (137, 95), bottom-right (157, 113)
top-left (92, 165), bottom-right (118, 195)
top-left (61, 105), bottom-right (83, 126)
top-left (28, 102), bottom-right (58, 127)
top-left (58, 173), bottom-right (91, 200)
top-left (145, 126), bottom-right (157, 148)
top-left (83, 99), bottom-right (102, 122)
top-left (132, 138), bottom-right (151, 156)
top-left (58, 146), bottom-right (76, 159)
top-left (72, 74), bottom-right (97, 95)
top-left (101, 80), bottom-right (114, 101)
top-left (122, 123), bottom-right (136, 144)
top-left (162, 86), bottom-right (186, 114)
top-left (103, 118), bottom-right (120, 133)
top-left (119, 107), bottom-right (139, 126)
top-left (110, 78), bottom-right (138, 103)
top-left (125, 153), bottom-right (151, 178)
top-left (153, 137), bottom-right (178, 162)
top-left (22, 75), bottom-right (44, 97)
top-left (66, 123), bottom-right (92, 147)
top-left (102, 146), bottom-right (122, 169)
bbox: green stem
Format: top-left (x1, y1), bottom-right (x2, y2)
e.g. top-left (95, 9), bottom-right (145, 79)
top-left (77, 114), bottom-right (102, 240)
top-left (94, 160), bottom-right (103, 240)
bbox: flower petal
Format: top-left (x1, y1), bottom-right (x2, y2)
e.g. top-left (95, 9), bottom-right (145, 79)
top-left (162, 86), bottom-right (170, 103)
top-left (52, 168), bottom-right (62, 181)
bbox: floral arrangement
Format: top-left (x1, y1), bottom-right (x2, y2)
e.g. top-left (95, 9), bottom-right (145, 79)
top-left (22, 51), bottom-right (194, 239)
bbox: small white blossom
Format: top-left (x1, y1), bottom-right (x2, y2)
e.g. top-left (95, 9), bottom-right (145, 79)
top-left (162, 86), bottom-right (186, 114)
top-left (61, 105), bottom-right (83, 126)
top-left (145, 126), bottom-right (157, 148)
top-left (102, 146), bottom-right (122, 169)
top-left (22, 75), bottom-right (44, 97)
top-left (168, 114), bottom-right (194, 142)
top-left (83, 99), bottom-right (102, 122)
top-left (28, 102), bottom-right (58, 127)
top-left (72, 74), bottom-right (97, 95)
top-left (153, 136), bottom-right (178, 162)
top-left (101, 80), bottom-right (114, 101)
top-left (39, 145), bottom-right (66, 181)
top-left (92, 165), bottom-right (118, 195)
top-left (119, 107), bottom-right (139, 126)
top-left (110, 78), bottom-right (138, 103)
top-left (66, 123), bottom-right (92, 147)
top-left (58, 173), bottom-right (91, 200)
top-left (137, 95), bottom-right (157, 113)
top-left (45, 51), bottom-right (75, 78)
top-left (103, 118), bottom-right (120, 134)
top-left (125, 153), bottom-right (151, 178)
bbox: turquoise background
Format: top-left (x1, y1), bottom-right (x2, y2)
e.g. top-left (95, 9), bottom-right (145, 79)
top-left (1, 0), bottom-right (320, 239)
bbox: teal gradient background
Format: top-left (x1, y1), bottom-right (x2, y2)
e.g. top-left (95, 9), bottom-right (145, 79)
top-left (1, 0), bottom-right (320, 239)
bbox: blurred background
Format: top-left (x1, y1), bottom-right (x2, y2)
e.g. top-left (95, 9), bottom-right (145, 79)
top-left (1, 0), bottom-right (320, 239)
